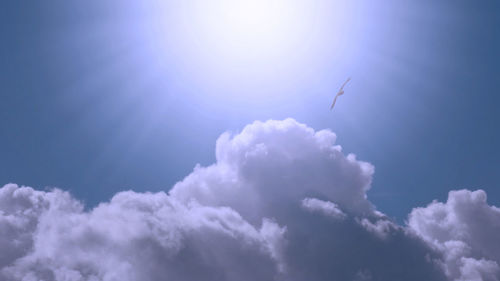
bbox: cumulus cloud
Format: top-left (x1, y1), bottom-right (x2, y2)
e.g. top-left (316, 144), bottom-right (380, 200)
top-left (170, 119), bottom-right (376, 223)
top-left (301, 197), bottom-right (346, 220)
top-left (0, 185), bottom-right (284, 281)
top-left (409, 189), bottom-right (500, 281)
top-left (0, 118), bottom-right (498, 281)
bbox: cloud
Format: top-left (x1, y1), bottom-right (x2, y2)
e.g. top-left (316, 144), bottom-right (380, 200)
top-left (409, 189), bottom-right (500, 281)
top-left (0, 119), bottom-right (498, 281)
top-left (301, 197), bottom-right (346, 220)
top-left (0, 185), bottom-right (284, 281)
top-left (170, 119), bottom-right (376, 222)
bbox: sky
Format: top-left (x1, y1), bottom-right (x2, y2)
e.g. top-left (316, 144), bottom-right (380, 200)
top-left (2, 0), bottom-right (499, 221)
top-left (1, 1), bottom-right (500, 280)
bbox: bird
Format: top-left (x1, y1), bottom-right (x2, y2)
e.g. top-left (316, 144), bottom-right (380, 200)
top-left (330, 77), bottom-right (351, 110)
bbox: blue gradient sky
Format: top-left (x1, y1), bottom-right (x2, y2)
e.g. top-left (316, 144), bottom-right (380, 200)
top-left (1, 0), bottom-right (499, 221)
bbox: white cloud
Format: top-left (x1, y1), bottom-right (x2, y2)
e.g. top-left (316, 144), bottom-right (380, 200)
top-left (170, 119), bottom-right (376, 223)
top-left (1, 186), bottom-right (284, 281)
top-left (409, 189), bottom-right (500, 281)
top-left (301, 197), bottom-right (346, 220)
top-left (0, 119), bottom-right (498, 281)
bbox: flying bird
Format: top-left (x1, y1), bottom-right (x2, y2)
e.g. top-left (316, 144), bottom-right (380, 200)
top-left (330, 77), bottom-right (351, 110)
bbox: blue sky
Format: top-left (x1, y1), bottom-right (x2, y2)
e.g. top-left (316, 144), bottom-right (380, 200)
top-left (1, 0), bottom-right (499, 224)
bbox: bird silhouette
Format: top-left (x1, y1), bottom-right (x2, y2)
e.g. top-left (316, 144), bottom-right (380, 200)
top-left (330, 77), bottom-right (351, 110)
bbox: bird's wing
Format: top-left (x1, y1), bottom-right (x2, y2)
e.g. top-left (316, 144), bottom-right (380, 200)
top-left (340, 77), bottom-right (351, 90)
top-left (330, 95), bottom-right (339, 110)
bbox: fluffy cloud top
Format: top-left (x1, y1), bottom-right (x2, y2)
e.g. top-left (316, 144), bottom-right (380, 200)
top-left (1, 119), bottom-right (498, 281)
top-left (409, 190), bottom-right (500, 281)
top-left (301, 197), bottom-right (346, 220)
top-left (0, 184), bottom-right (284, 281)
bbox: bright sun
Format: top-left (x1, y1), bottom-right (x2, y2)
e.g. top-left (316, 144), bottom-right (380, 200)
top-left (186, 0), bottom-right (318, 61)
top-left (148, 0), bottom-right (355, 102)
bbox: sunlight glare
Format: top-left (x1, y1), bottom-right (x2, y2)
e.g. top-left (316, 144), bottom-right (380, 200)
top-left (188, 0), bottom-right (315, 60)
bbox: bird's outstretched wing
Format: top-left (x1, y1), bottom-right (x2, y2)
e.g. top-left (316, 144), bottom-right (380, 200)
top-left (340, 77), bottom-right (351, 90)
top-left (330, 95), bottom-right (339, 110)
